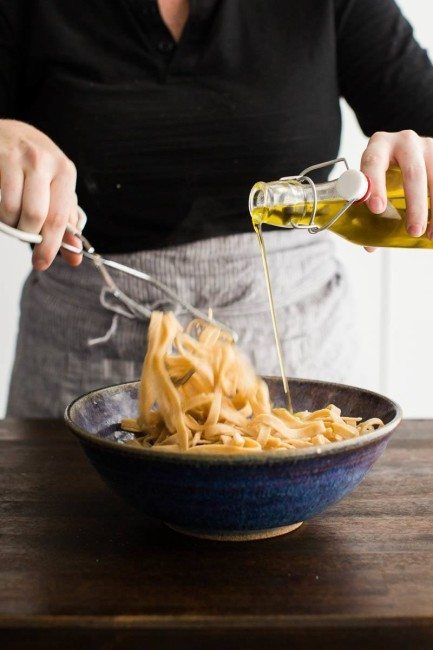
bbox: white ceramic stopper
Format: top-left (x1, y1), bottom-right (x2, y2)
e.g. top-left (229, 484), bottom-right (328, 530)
top-left (336, 169), bottom-right (369, 202)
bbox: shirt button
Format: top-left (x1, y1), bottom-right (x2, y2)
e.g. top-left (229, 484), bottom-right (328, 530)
top-left (157, 39), bottom-right (174, 53)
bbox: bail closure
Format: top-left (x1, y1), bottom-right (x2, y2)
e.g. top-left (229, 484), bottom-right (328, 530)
top-left (279, 157), bottom-right (369, 234)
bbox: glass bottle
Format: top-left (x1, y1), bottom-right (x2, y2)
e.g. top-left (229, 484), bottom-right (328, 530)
top-left (249, 158), bottom-right (432, 249)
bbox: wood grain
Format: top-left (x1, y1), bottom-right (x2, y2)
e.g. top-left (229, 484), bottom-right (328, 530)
top-left (1, 419), bottom-right (432, 649)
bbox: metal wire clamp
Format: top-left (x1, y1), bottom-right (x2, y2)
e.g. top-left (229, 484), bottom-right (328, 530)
top-left (278, 157), bottom-right (358, 234)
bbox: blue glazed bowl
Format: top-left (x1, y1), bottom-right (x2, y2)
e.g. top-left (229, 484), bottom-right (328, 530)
top-left (65, 378), bottom-right (402, 541)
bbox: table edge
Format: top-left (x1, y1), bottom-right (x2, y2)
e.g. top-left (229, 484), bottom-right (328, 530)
top-left (1, 614), bottom-right (433, 630)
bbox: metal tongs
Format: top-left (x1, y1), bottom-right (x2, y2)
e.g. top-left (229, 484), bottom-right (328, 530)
top-left (0, 208), bottom-right (238, 341)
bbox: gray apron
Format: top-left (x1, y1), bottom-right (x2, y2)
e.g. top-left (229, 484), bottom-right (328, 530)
top-left (6, 230), bottom-right (356, 417)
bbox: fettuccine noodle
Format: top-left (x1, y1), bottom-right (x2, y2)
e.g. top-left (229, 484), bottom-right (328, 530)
top-left (121, 312), bottom-right (383, 453)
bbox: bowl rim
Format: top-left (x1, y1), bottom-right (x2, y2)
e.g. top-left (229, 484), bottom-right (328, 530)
top-left (64, 377), bottom-right (403, 464)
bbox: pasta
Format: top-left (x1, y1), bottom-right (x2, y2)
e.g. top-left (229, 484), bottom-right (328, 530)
top-left (121, 312), bottom-right (383, 453)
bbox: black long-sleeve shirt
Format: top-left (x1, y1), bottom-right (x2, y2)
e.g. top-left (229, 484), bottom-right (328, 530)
top-left (1, 0), bottom-right (433, 252)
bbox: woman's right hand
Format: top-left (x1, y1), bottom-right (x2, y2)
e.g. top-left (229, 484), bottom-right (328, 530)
top-left (0, 119), bottom-right (83, 269)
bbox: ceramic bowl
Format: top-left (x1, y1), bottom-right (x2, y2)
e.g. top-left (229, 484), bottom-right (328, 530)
top-left (65, 378), bottom-right (402, 541)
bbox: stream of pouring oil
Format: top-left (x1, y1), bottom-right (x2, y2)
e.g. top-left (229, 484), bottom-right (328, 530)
top-left (253, 223), bottom-right (293, 413)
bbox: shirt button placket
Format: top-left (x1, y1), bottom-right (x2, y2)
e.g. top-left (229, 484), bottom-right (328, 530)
top-left (157, 39), bottom-right (175, 54)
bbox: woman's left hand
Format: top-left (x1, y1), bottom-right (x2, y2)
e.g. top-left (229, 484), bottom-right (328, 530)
top-left (360, 130), bottom-right (432, 245)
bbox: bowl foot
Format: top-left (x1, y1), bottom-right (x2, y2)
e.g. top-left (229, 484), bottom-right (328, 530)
top-left (165, 521), bottom-right (303, 541)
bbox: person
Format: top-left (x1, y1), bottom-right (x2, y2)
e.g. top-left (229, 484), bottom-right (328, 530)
top-left (3, 0), bottom-right (433, 417)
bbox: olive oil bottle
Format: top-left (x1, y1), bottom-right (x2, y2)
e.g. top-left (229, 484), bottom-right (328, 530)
top-left (250, 165), bottom-right (432, 248)
top-left (249, 159), bottom-right (431, 411)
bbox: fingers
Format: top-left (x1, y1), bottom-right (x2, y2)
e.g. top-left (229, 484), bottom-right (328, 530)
top-left (423, 138), bottom-right (433, 240)
top-left (32, 169), bottom-right (76, 270)
top-left (393, 131), bottom-right (428, 237)
top-left (60, 228), bottom-right (83, 267)
top-left (0, 163), bottom-right (24, 226)
top-left (361, 130), bottom-right (431, 240)
top-left (60, 194), bottom-right (83, 267)
top-left (0, 121), bottom-right (79, 268)
top-left (17, 170), bottom-right (51, 235)
top-left (67, 192), bottom-right (79, 234)
top-left (360, 133), bottom-right (390, 214)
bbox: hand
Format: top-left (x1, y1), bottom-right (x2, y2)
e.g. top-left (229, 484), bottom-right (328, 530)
top-left (361, 130), bottom-right (433, 250)
top-left (0, 119), bottom-right (82, 269)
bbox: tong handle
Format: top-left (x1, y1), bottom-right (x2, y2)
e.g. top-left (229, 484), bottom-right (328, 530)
top-left (0, 206), bottom-right (87, 245)
top-left (0, 220), bottom-right (42, 244)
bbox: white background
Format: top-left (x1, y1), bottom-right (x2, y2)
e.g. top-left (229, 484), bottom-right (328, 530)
top-left (1, 0), bottom-right (433, 417)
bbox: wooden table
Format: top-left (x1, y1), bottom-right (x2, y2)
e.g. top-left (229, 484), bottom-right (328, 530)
top-left (1, 419), bottom-right (433, 649)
